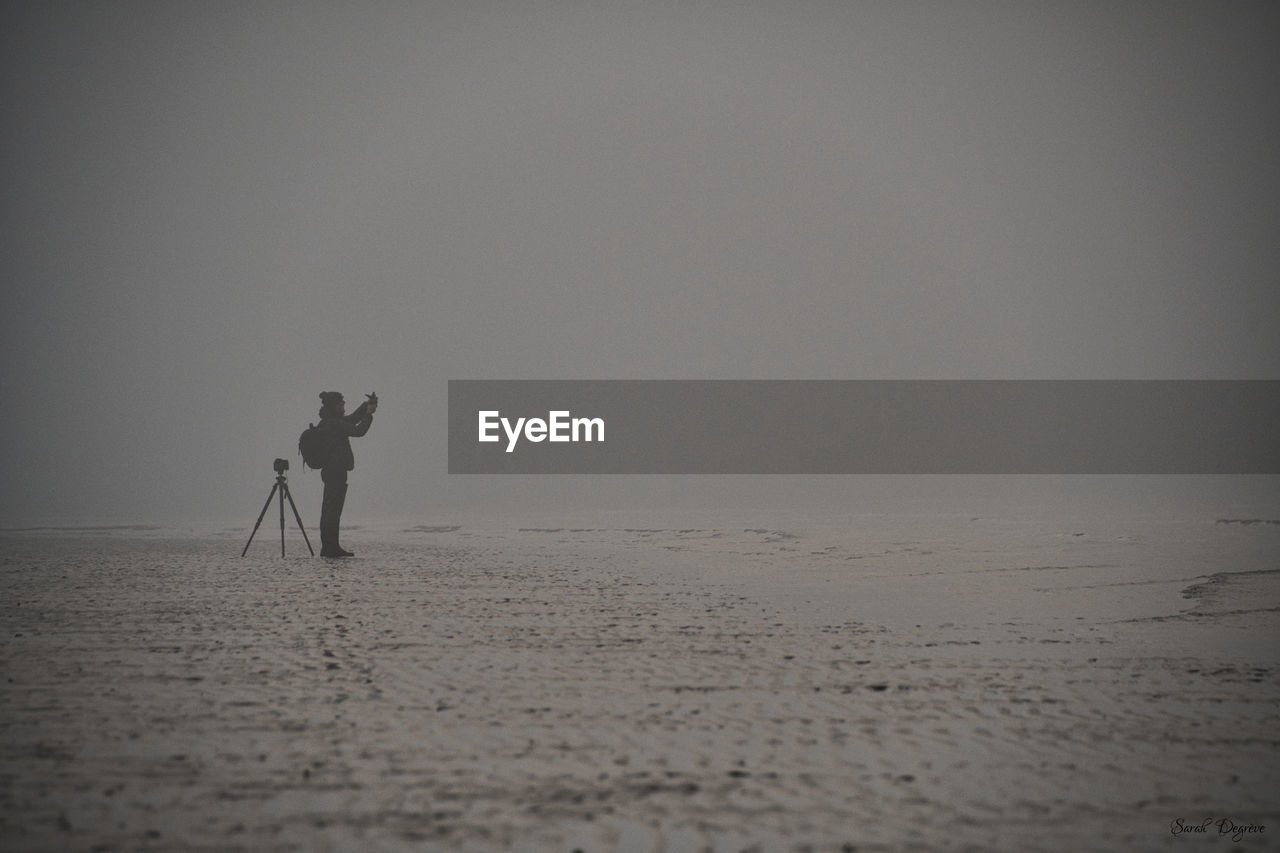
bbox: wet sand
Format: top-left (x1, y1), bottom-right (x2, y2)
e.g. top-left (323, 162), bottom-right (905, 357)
top-left (1, 514), bottom-right (1278, 851)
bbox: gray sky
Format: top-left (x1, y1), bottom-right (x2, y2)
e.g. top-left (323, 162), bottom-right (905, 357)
top-left (3, 2), bottom-right (1277, 526)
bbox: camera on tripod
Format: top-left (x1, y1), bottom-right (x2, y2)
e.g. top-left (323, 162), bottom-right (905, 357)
top-left (241, 457), bottom-right (312, 557)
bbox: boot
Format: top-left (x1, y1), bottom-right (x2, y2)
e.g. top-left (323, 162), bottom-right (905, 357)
top-left (319, 519), bottom-right (348, 557)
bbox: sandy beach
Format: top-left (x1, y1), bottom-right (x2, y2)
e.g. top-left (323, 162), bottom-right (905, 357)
top-left (5, 1), bottom-right (1278, 849)
top-left (2, 510), bottom-right (1277, 851)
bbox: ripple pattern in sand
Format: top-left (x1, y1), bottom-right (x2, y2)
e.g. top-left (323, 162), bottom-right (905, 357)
top-left (1, 531), bottom-right (1278, 852)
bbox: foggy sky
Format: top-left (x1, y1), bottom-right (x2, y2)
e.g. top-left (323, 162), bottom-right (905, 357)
top-left (3, 2), bottom-right (1278, 526)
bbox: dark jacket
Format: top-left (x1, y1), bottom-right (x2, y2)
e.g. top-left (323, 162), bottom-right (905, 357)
top-left (318, 401), bottom-right (373, 472)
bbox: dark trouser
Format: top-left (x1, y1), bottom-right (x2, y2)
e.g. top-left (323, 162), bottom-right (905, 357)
top-left (320, 468), bottom-right (348, 552)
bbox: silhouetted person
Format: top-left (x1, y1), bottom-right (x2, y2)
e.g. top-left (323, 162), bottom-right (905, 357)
top-left (317, 390), bottom-right (377, 557)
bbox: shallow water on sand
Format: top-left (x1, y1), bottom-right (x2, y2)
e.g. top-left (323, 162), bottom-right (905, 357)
top-left (1, 511), bottom-right (1277, 851)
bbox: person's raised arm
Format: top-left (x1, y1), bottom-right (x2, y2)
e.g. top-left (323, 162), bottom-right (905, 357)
top-left (343, 393), bottom-right (376, 436)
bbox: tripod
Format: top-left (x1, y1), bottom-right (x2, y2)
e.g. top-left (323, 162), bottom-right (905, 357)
top-left (241, 459), bottom-right (314, 557)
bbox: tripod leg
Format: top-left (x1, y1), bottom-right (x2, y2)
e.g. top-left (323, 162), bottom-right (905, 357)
top-left (282, 483), bottom-right (315, 556)
top-left (241, 483), bottom-right (280, 557)
top-left (278, 480), bottom-right (287, 557)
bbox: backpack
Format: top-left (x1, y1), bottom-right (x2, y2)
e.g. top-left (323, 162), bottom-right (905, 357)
top-left (298, 423), bottom-right (330, 469)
